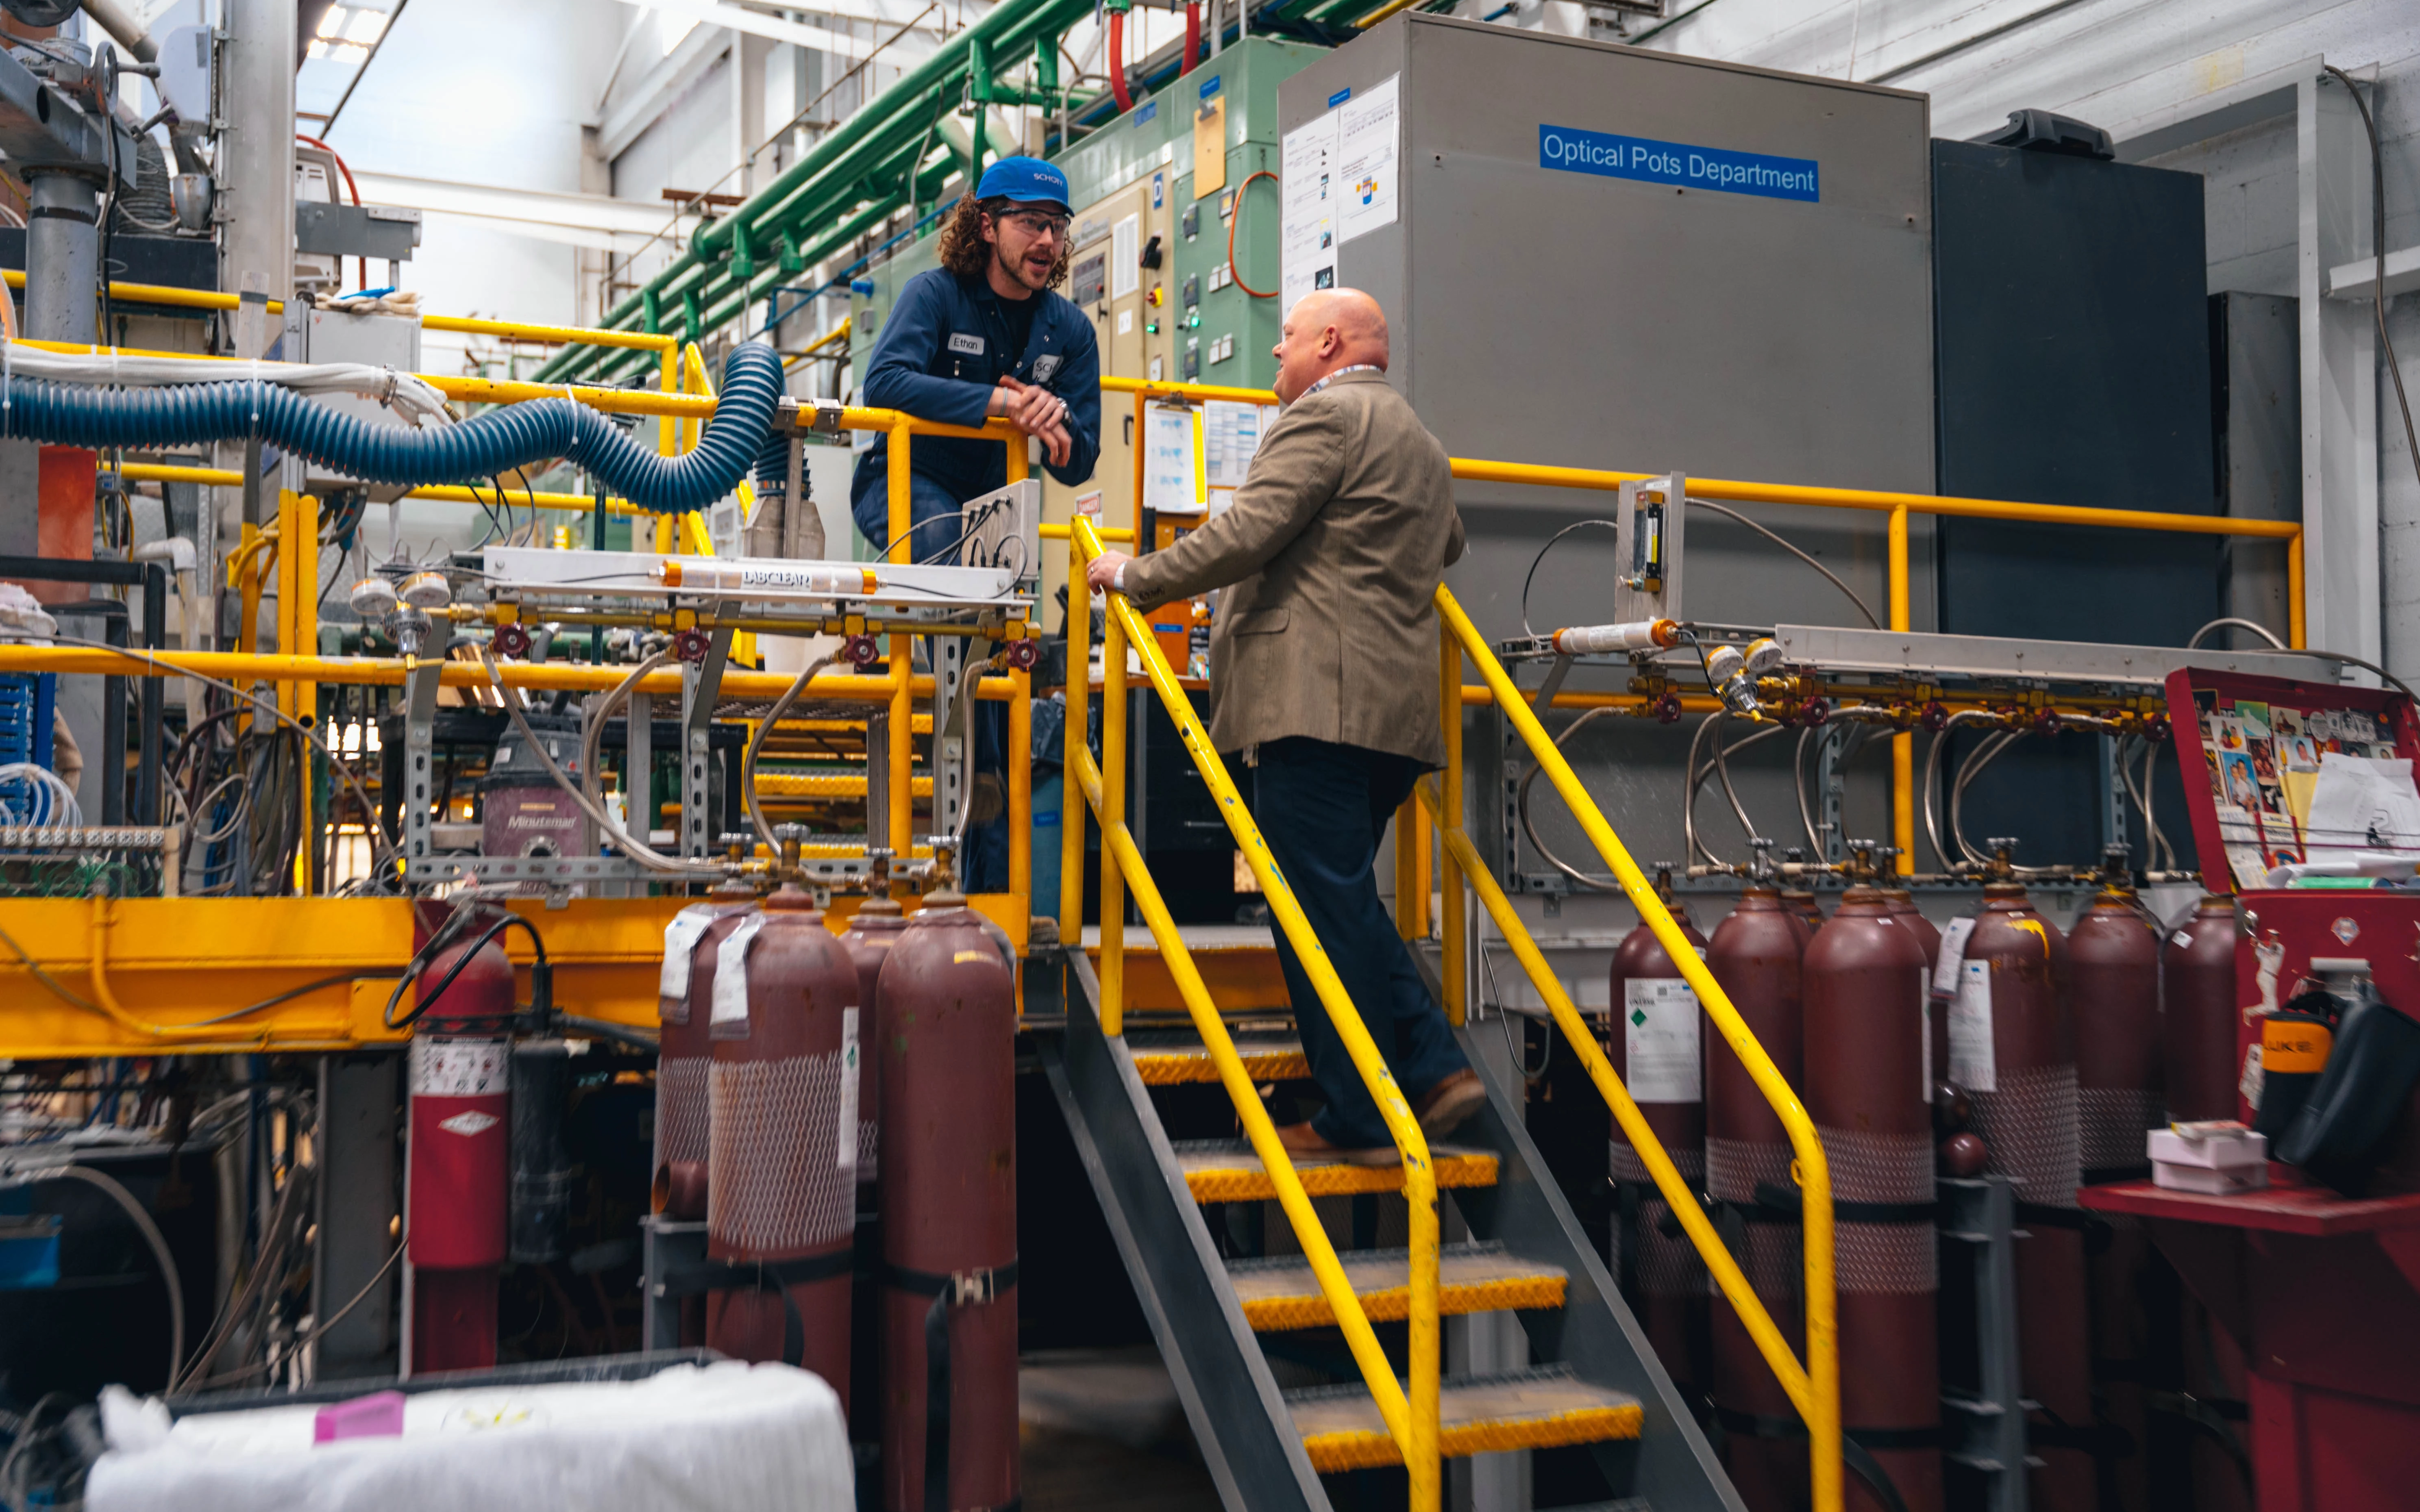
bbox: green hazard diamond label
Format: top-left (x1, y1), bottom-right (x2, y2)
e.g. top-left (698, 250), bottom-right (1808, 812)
top-left (1631, 1008), bottom-right (1648, 1027)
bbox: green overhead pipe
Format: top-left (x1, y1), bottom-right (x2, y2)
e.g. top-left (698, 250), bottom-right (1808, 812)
top-left (545, 0), bottom-right (1093, 382)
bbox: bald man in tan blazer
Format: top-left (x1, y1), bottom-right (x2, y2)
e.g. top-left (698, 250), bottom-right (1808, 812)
top-left (1086, 289), bottom-right (1481, 1164)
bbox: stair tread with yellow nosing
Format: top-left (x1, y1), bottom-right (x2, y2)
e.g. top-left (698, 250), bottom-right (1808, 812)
top-left (1169, 1138), bottom-right (1499, 1203)
top-left (1130, 1032), bottom-right (1309, 1086)
top-left (1284, 1365), bottom-right (1644, 1472)
top-left (1225, 1241), bottom-right (1567, 1331)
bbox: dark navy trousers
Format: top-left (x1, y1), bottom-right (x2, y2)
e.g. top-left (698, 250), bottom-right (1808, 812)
top-left (1244, 736), bottom-right (1468, 1150)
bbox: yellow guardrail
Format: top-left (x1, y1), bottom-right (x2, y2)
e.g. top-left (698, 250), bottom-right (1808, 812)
top-left (1090, 372), bottom-right (2305, 880)
top-left (1068, 513), bottom-right (1443, 1510)
top-left (1430, 587), bottom-right (1844, 1512)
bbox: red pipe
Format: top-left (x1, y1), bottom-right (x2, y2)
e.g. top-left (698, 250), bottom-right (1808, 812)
top-left (1184, 2), bottom-right (1201, 74)
top-left (1108, 9), bottom-right (1134, 113)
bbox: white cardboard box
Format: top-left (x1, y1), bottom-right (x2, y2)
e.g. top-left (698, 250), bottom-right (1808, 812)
top-left (2148, 1125), bottom-right (2269, 1194)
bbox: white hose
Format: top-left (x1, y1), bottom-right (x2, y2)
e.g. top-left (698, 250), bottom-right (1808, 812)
top-left (2, 343), bottom-right (455, 429)
top-left (0, 762), bottom-right (81, 827)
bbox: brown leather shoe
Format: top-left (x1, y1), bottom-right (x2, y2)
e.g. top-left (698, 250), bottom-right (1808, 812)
top-left (1273, 1119), bottom-right (1399, 1168)
top-left (1411, 1069), bottom-right (1487, 1140)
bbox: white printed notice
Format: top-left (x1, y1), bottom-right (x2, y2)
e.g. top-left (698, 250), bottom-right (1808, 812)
top-left (1623, 977), bottom-right (1701, 1103)
top-left (1280, 110), bottom-right (1339, 311)
top-left (709, 914), bottom-right (766, 1028)
top-left (1948, 959), bottom-right (1996, 1092)
top-left (1141, 403), bottom-right (1204, 515)
top-left (1335, 74), bottom-right (1399, 243)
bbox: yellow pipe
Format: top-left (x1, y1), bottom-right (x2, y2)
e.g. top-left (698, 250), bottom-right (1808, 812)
top-left (1101, 374), bottom-right (1281, 406)
top-left (1010, 663), bottom-right (1033, 915)
top-left (1073, 745), bottom-right (1415, 1453)
top-left (1439, 632), bottom-right (1465, 1027)
top-left (886, 426), bottom-right (914, 863)
top-left (421, 314), bottom-right (675, 352)
top-left (1101, 595), bottom-right (1127, 1034)
top-left (785, 319), bottom-right (853, 371)
top-left (115, 463), bottom-right (655, 519)
top-left (1060, 534), bottom-right (1091, 946)
top-left (1889, 506), bottom-right (1914, 875)
top-left (1435, 582), bottom-right (1840, 1512)
top-left (2288, 530), bottom-right (2306, 648)
top-left (1354, 0), bottom-right (1421, 23)
top-left (1039, 522), bottom-right (1135, 542)
top-left (1078, 517), bottom-right (1441, 1502)
top-left (0, 642), bottom-right (1007, 706)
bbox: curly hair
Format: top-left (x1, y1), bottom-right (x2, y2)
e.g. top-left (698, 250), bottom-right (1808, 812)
top-left (935, 192), bottom-right (1072, 291)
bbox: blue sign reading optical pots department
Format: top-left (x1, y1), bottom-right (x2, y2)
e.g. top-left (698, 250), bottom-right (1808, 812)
top-left (1539, 124), bottom-right (1819, 203)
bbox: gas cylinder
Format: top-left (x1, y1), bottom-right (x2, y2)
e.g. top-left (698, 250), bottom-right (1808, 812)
top-left (2069, 870), bottom-right (2164, 1512)
top-left (1953, 868), bottom-right (2092, 1511)
top-left (705, 882), bottom-right (864, 1416)
top-left (655, 878), bottom-right (758, 1215)
top-left (405, 914), bottom-right (516, 1375)
top-left (1781, 884), bottom-right (1826, 934)
top-left (1607, 866), bottom-right (1709, 1408)
top-left (1884, 888), bottom-right (1946, 1084)
top-left (840, 895), bottom-right (910, 1438)
top-left (1803, 885), bottom-right (1940, 1512)
top-left (2162, 895), bottom-right (2242, 1122)
top-left (1704, 857), bottom-right (1808, 1512)
top-left (880, 893), bottom-right (1018, 1512)
top-left (840, 897), bottom-right (910, 1181)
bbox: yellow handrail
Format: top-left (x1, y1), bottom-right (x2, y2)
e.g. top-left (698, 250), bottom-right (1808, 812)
top-left (1433, 585), bottom-right (1843, 1512)
top-left (1070, 742), bottom-right (1412, 1451)
top-left (1071, 516), bottom-right (1443, 1507)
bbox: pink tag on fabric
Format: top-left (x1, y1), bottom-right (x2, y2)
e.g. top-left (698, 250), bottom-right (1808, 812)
top-left (313, 1390), bottom-right (406, 1444)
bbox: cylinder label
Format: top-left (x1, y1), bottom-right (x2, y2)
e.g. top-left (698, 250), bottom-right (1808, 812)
top-left (837, 1007), bottom-right (860, 1171)
top-left (1919, 967), bottom-right (1932, 1099)
top-left (658, 905), bottom-right (721, 1016)
top-left (1948, 960), bottom-right (1996, 1092)
top-left (412, 1036), bottom-right (509, 1097)
top-left (1623, 977), bottom-right (1700, 1103)
top-left (709, 915), bottom-right (767, 1030)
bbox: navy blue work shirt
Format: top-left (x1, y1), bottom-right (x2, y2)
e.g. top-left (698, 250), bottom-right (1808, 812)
top-left (849, 267), bottom-right (1101, 511)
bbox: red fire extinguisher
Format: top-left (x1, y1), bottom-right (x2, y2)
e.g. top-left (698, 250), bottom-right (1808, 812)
top-left (398, 904), bottom-right (536, 1376)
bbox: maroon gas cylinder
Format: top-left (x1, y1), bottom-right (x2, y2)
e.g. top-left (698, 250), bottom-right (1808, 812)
top-left (1804, 886), bottom-right (1941, 1512)
top-left (2070, 883), bottom-right (2164, 1182)
top-left (840, 897), bottom-right (910, 1181)
top-left (656, 890), bottom-right (759, 1213)
top-left (406, 919), bottom-right (516, 1375)
top-left (1885, 889), bottom-right (1947, 1085)
top-left (879, 893), bottom-right (1018, 1512)
top-left (705, 883), bottom-right (864, 1416)
top-left (1781, 886), bottom-right (1826, 933)
top-left (1607, 891), bottom-right (1710, 1406)
top-left (2162, 895), bottom-right (2242, 1122)
top-left (1956, 882), bottom-right (2091, 1512)
top-left (2068, 882), bottom-right (2164, 1512)
top-left (1704, 880), bottom-right (1808, 1512)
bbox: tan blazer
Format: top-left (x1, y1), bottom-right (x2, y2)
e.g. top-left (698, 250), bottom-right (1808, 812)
top-left (1123, 368), bottom-right (1466, 765)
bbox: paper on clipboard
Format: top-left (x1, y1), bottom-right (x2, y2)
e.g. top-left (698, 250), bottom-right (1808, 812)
top-left (1142, 403), bottom-right (1206, 515)
top-left (2305, 752), bottom-right (2420, 856)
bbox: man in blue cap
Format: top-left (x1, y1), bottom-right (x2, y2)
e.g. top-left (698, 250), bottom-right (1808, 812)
top-left (852, 156), bottom-right (1101, 891)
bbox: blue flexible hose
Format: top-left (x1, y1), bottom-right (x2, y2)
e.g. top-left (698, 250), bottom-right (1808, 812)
top-left (1, 341), bottom-right (787, 516)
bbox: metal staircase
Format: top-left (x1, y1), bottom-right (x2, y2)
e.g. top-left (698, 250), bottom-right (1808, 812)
top-left (1036, 515), bottom-right (1841, 1512)
top-left (1039, 948), bottom-right (1744, 1510)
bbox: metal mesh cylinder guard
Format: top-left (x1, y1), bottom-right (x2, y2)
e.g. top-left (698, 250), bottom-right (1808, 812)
top-left (709, 1051), bottom-right (859, 1256)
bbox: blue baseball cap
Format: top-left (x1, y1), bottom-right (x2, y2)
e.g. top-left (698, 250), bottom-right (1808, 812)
top-left (975, 156), bottom-right (1070, 209)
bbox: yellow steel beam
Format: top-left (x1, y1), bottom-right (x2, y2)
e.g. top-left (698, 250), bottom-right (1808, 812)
top-left (0, 897), bottom-right (681, 1058)
top-left (0, 643), bottom-right (1010, 704)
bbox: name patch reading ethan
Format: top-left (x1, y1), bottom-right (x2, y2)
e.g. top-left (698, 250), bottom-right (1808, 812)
top-left (1539, 124), bottom-right (1819, 203)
